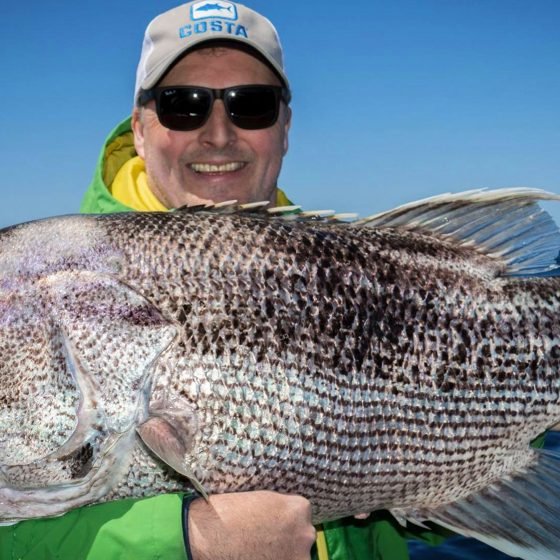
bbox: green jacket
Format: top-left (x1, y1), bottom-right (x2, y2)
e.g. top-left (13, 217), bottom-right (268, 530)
top-left (1, 118), bottom-right (450, 560)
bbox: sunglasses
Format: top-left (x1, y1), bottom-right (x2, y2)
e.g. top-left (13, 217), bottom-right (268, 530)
top-left (137, 84), bottom-right (291, 131)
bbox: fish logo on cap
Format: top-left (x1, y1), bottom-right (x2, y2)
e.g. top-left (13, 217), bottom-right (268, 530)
top-left (191, 1), bottom-right (238, 21)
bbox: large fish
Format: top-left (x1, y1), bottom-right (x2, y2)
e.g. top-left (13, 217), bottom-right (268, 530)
top-left (1, 189), bottom-right (560, 559)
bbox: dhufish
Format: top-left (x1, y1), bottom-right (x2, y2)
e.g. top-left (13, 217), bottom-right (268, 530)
top-left (1, 189), bottom-right (560, 559)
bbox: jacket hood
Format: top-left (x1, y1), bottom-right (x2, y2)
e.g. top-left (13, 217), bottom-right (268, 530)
top-left (80, 117), bottom-right (137, 214)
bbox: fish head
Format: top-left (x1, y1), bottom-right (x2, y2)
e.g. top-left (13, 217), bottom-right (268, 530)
top-left (0, 218), bottom-right (178, 521)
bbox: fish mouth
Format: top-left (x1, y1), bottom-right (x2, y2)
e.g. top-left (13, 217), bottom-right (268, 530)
top-left (189, 162), bottom-right (246, 174)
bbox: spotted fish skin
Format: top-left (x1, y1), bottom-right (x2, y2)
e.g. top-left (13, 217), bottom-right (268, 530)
top-left (107, 211), bottom-right (560, 517)
top-left (1, 190), bottom-right (560, 558)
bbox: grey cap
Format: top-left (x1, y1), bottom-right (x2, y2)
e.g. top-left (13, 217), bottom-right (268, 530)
top-left (134, 1), bottom-right (289, 104)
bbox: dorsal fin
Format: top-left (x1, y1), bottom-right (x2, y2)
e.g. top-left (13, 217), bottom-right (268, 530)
top-left (267, 205), bottom-right (302, 214)
top-left (353, 188), bottom-right (560, 277)
top-left (331, 212), bottom-right (359, 221)
top-left (172, 200), bottom-right (269, 214)
top-left (171, 201), bottom-right (354, 222)
top-left (238, 201), bottom-right (270, 211)
top-left (269, 207), bottom-right (360, 223)
top-left (299, 209), bottom-right (336, 218)
top-left (173, 204), bottom-right (210, 213)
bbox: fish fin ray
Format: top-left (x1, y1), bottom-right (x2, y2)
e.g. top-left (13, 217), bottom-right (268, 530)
top-left (237, 201), bottom-right (270, 211)
top-left (389, 510), bottom-right (431, 529)
top-left (299, 209), bottom-right (336, 218)
top-left (173, 204), bottom-right (213, 213)
top-left (267, 205), bottom-right (302, 214)
top-left (172, 201), bottom-right (360, 222)
top-left (413, 449), bottom-right (560, 560)
top-left (354, 188), bottom-right (560, 277)
top-left (174, 201), bottom-right (315, 218)
top-left (137, 400), bottom-right (209, 500)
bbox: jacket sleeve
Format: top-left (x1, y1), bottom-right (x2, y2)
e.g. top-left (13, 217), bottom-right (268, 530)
top-left (0, 494), bottom-right (188, 560)
top-left (320, 511), bottom-right (452, 560)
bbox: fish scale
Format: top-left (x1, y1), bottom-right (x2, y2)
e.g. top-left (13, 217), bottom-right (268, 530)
top-left (106, 209), bottom-right (557, 507)
top-left (1, 190), bottom-right (560, 558)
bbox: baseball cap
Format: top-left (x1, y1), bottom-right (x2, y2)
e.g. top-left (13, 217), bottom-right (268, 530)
top-left (134, 1), bottom-right (289, 105)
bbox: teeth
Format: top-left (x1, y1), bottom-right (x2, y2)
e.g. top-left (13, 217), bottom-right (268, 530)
top-left (190, 162), bottom-right (245, 173)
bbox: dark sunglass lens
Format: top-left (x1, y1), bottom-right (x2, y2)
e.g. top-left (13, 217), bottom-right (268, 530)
top-left (227, 87), bottom-right (279, 129)
top-left (157, 88), bottom-right (211, 131)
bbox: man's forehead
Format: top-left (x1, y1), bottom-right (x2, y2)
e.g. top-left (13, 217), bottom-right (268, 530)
top-left (162, 42), bottom-right (283, 85)
top-left (188, 40), bottom-right (259, 57)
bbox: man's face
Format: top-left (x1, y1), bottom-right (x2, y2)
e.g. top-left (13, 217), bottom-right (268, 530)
top-left (132, 47), bottom-right (291, 208)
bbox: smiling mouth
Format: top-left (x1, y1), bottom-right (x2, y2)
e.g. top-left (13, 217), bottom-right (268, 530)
top-left (189, 162), bottom-right (246, 174)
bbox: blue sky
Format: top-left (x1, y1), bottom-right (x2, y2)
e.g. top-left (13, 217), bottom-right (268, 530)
top-left (1, 0), bottom-right (559, 228)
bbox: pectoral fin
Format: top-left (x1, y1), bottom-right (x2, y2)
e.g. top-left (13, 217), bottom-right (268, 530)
top-left (137, 401), bottom-right (209, 500)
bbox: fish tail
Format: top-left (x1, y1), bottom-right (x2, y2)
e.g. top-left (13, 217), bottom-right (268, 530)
top-left (412, 449), bottom-right (560, 559)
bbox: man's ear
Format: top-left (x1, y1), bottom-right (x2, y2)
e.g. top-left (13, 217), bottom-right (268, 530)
top-left (132, 107), bottom-right (146, 159)
top-left (283, 106), bottom-right (292, 156)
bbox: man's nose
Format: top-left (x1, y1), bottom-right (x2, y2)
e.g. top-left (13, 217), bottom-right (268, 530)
top-left (197, 100), bottom-right (237, 148)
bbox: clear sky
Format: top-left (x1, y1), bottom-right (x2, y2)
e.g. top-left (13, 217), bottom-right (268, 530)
top-left (1, 0), bottom-right (559, 229)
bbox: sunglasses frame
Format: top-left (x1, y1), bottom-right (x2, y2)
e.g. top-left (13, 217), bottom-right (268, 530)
top-left (137, 84), bottom-right (291, 131)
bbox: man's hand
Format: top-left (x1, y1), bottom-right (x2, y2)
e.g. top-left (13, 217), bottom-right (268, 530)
top-left (187, 491), bottom-right (316, 560)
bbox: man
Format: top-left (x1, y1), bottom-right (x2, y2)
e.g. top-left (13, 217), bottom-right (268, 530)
top-left (1, 2), bottom-right (449, 559)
